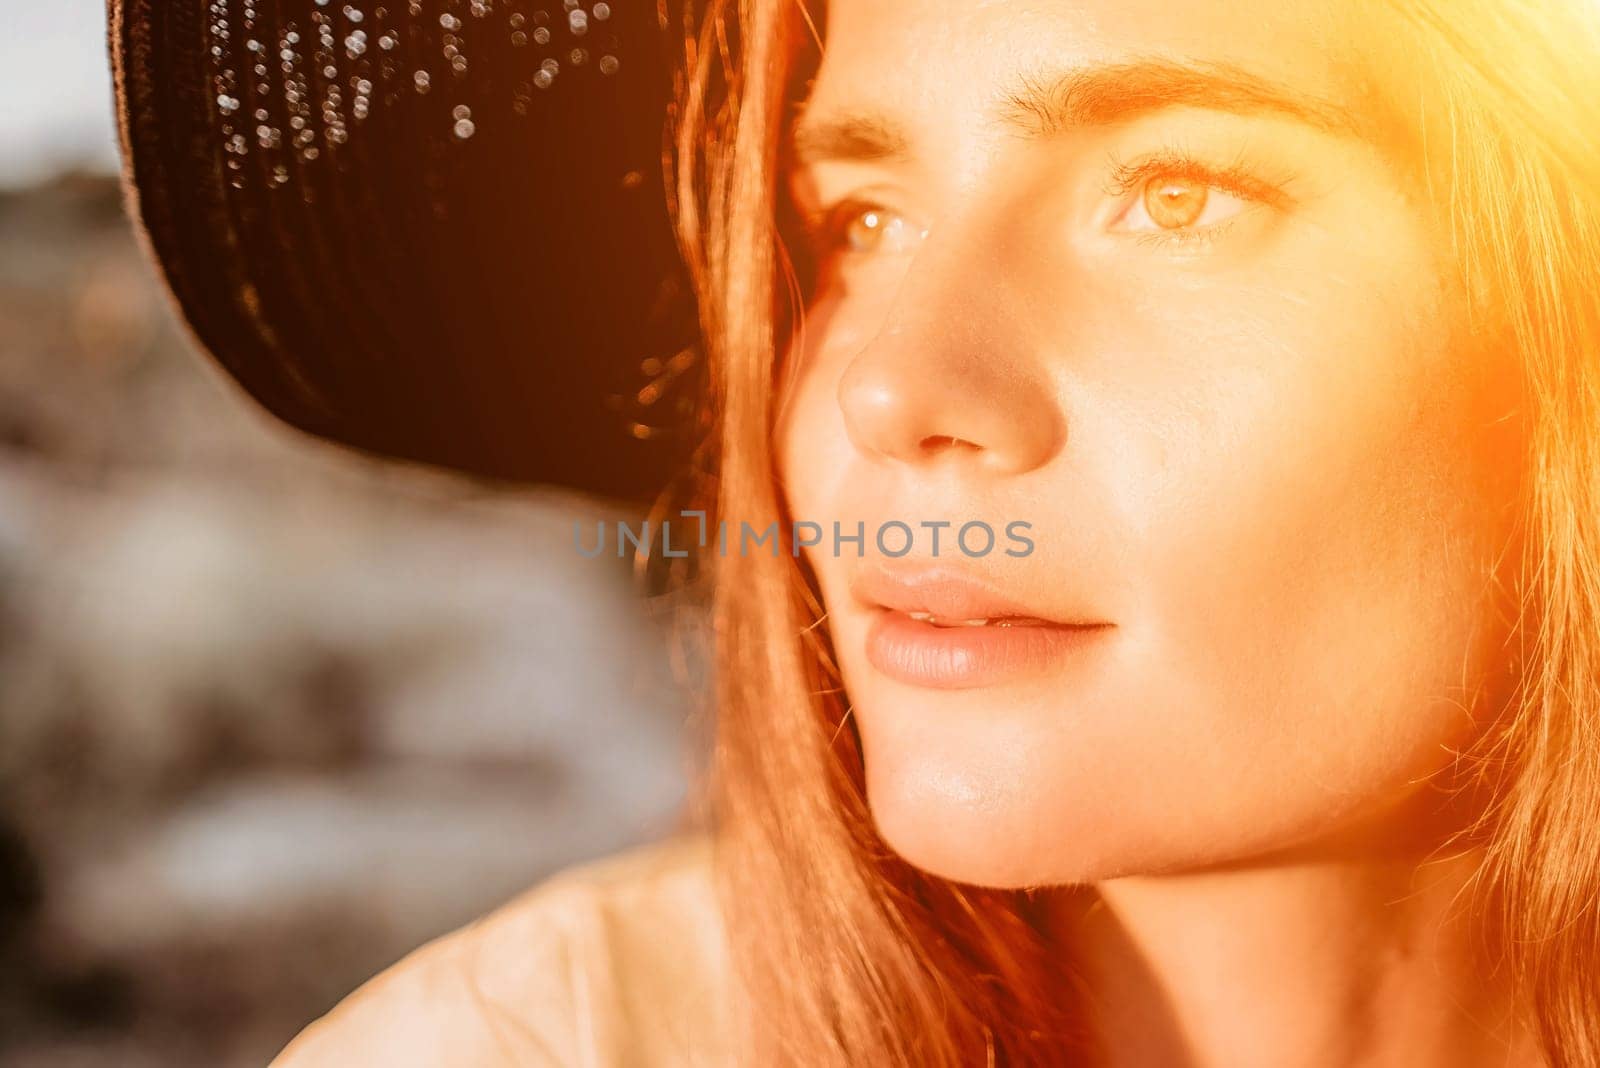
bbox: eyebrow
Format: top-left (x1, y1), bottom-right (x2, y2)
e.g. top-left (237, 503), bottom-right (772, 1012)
top-left (786, 57), bottom-right (1372, 167)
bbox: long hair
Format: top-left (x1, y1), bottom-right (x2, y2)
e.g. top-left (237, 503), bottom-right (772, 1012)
top-left (664, 0), bottom-right (1600, 1063)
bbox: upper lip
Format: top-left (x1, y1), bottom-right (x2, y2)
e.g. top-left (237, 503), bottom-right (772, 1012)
top-left (850, 562), bottom-right (1107, 626)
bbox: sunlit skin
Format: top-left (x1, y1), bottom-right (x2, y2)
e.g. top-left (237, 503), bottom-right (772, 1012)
top-left (775, 0), bottom-right (1534, 1064)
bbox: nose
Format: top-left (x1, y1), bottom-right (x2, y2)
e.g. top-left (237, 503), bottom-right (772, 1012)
top-left (836, 231), bottom-right (1065, 476)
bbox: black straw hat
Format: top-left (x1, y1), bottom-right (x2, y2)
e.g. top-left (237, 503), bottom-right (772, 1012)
top-left (109, 0), bottom-right (706, 500)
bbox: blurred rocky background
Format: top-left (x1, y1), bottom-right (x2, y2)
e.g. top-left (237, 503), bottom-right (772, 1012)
top-left (0, 5), bottom-right (706, 1065)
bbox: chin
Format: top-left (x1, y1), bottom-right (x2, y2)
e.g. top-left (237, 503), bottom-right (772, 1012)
top-left (862, 770), bottom-right (1270, 890)
top-left (851, 700), bottom-right (1410, 891)
top-left (864, 789), bottom-right (1174, 890)
top-left (857, 738), bottom-right (1160, 889)
top-left (866, 799), bottom-right (1054, 889)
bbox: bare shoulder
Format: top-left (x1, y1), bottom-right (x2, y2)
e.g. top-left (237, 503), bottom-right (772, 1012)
top-left (270, 832), bottom-right (728, 1068)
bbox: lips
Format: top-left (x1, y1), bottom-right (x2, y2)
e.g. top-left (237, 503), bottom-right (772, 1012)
top-left (851, 563), bottom-right (1113, 689)
top-left (901, 611), bottom-right (1055, 627)
top-left (850, 562), bottom-right (1101, 627)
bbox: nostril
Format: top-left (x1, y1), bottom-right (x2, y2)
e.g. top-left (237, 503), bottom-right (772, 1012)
top-left (919, 434), bottom-right (981, 452)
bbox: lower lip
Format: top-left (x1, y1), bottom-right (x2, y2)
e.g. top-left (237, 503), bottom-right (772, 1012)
top-left (863, 609), bottom-right (1113, 690)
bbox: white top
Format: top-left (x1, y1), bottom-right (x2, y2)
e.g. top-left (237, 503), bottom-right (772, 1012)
top-left (270, 833), bottom-right (733, 1067)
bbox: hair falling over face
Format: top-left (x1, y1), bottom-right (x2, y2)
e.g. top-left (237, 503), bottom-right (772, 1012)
top-left (663, 0), bottom-right (1600, 1063)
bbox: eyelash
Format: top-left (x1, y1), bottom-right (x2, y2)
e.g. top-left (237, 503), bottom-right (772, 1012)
top-left (795, 148), bottom-right (1290, 256)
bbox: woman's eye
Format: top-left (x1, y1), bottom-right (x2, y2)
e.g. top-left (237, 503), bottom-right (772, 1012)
top-left (1114, 174), bottom-right (1252, 234)
top-left (808, 201), bottom-right (928, 258)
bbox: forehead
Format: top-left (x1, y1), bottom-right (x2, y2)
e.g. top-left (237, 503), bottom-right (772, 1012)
top-left (798, 0), bottom-right (1387, 162)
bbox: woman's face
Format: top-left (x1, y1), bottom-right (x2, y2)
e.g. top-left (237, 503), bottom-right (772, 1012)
top-left (774, 0), bottom-right (1525, 886)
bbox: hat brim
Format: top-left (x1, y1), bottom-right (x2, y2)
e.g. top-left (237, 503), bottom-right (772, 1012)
top-left (109, 0), bottom-right (704, 499)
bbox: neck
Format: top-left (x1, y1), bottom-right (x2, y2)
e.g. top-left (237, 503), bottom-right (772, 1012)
top-left (1051, 819), bottom-right (1541, 1068)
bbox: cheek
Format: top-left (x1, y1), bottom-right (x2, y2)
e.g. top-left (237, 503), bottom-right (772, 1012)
top-left (775, 290), bottom-right (877, 520)
top-left (1021, 235), bottom-right (1521, 874)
